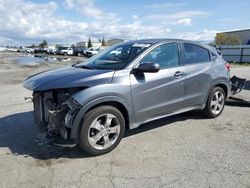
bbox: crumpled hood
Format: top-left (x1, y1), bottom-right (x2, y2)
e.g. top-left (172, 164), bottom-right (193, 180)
top-left (23, 65), bottom-right (115, 91)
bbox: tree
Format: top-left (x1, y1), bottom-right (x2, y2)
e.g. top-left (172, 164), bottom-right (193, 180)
top-left (71, 44), bottom-right (76, 48)
top-left (215, 33), bottom-right (241, 45)
top-left (88, 38), bottom-right (93, 48)
top-left (30, 44), bottom-right (36, 48)
top-left (39, 40), bottom-right (48, 48)
top-left (101, 37), bottom-right (107, 46)
top-left (227, 35), bottom-right (242, 45)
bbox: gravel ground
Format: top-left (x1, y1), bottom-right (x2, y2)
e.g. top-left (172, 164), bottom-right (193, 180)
top-left (0, 52), bottom-right (249, 188)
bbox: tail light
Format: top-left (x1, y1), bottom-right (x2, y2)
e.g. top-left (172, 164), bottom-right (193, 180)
top-left (225, 63), bottom-right (231, 71)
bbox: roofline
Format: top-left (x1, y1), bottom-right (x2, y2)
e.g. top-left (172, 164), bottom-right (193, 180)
top-left (217, 28), bottom-right (250, 34)
top-left (125, 38), bottom-right (190, 43)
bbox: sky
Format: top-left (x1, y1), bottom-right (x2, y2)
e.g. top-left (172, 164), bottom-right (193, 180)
top-left (0, 0), bottom-right (249, 46)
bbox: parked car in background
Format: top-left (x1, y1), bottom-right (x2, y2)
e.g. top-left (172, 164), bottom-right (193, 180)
top-left (74, 47), bottom-right (88, 56)
top-left (82, 47), bottom-right (91, 56)
top-left (46, 48), bottom-right (57, 54)
top-left (24, 39), bottom-right (245, 156)
top-left (8, 48), bottom-right (19, 52)
top-left (33, 48), bottom-right (46, 53)
top-left (58, 47), bottom-right (74, 56)
top-left (24, 48), bottom-right (35, 53)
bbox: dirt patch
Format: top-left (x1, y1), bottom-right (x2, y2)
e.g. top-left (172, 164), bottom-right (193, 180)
top-left (0, 51), bottom-right (86, 86)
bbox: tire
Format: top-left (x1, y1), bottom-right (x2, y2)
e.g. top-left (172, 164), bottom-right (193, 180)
top-left (64, 52), bottom-right (68, 56)
top-left (203, 87), bottom-right (225, 118)
top-left (79, 106), bottom-right (125, 156)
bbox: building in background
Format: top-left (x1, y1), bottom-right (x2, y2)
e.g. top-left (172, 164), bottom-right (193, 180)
top-left (216, 29), bottom-right (250, 45)
top-left (107, 39), bottom-right (124, 46)
top-left (76, 41), bottom-right (102, 48)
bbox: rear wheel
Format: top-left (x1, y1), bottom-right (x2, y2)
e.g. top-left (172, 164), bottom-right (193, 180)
top-left (79, 106), bottom-right (125, 156)
top-left (203, 87), bottom-right (225, 118)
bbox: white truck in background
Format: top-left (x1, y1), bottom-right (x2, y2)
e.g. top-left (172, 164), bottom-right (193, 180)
top-left (59, 47), bottom-right (74, 56)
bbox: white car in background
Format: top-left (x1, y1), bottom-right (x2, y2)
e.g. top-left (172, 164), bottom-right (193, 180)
top-left (25, 48), bottom-right (35, 53)
top-left (60, 47), bottom-right (74, 56)
top-left (8, 48), bottom-right (19, 52)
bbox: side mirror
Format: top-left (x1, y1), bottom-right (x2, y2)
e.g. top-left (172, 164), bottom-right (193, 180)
top-left (137, 62), bottom-right (160, 73)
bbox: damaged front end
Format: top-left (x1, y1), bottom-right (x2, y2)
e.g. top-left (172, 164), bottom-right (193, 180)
top-left (32, 89), bottom-right (81, 139)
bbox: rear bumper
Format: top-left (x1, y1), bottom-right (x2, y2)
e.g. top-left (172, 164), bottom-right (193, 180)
top-left (230, 76), bottom-right (246, 95)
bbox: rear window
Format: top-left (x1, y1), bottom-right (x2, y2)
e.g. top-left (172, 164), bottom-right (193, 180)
top-left (184, 43), bottom-right (210, 64)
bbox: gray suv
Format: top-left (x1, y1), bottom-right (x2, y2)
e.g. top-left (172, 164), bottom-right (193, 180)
top-left (23, 39), bottom-right (232, 155)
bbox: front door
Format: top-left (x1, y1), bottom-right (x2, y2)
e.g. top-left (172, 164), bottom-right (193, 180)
top-left (130, 42), bottom-right (185, 123)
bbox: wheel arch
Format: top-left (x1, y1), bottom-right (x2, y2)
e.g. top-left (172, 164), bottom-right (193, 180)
top-left (214, 83), bottom-right (228, 98)
top-left (70, 96), bottom-right (132, 140)
top-left (202, 79), bottom-right (230, 109)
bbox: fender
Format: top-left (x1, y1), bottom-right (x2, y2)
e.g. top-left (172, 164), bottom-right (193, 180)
top-left (70, 95), bottom-right (133, 139)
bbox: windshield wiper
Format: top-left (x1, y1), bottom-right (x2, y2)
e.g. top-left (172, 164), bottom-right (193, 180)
top-left (81, 65), bottom-right (93, 69)
top-left (96, 60), bottom-right (124, 64)
top-left (73, 64), bottom-right (93, 69)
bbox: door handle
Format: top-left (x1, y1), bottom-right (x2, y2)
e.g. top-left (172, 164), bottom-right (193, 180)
top-left (174, 71), bottom-right (184, 78)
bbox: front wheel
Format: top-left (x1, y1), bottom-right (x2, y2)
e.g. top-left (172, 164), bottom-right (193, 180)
top-left (203, 87), bottom-right (225, 118)
top-left (79, 106), bottom-right (125, 156)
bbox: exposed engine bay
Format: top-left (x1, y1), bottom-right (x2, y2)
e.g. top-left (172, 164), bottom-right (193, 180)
top-left (32, 88), bottom-right (81, 139)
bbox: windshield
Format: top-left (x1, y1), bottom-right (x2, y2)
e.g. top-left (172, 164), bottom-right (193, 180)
top-left (76, 42), bottom-right (151, 70)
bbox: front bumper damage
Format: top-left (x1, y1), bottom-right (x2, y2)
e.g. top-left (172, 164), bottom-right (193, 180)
top-left (33, 89), bottom-right (81, 140)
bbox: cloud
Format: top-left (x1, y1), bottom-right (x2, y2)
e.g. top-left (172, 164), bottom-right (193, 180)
top-left (165, 28), bottom-right (171, 33)
top-left (178, 29), bottom-right (219, 41)
top-left (174, 18), bottom-right (192, 26)
top-left (0, 0), bottom-right (173, 45)
top-left (144, 3), bottom-right (186, 9)
top-left (0, 0), bottom-right (90, 44)
top-left (63, 0), bottom-right (111, 20)
top-left (132, 15), bottom-right (139, 20)
top-left (88, 20), bottom-right (171, 40)
top-left (64, 0), bottom-right (74, 9)
top-left (146, 11), bottom-right (208, 21)
top-left (0, 0), bottom-right (215, 46)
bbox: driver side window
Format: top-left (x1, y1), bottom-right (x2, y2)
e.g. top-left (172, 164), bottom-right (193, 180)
top-left (140, 43), bottom-right (179, 69)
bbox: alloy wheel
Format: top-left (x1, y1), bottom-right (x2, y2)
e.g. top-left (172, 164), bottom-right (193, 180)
top-left (210, 91), bottom-right (224, 115)
top-left (87, 113), bottom-right (121, 150)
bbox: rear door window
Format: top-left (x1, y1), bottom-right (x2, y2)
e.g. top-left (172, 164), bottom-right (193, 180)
top-left (183, 43), bottom-right (210, 64)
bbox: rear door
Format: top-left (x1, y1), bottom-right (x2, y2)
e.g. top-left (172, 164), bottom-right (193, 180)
top-left (181, 43), bottom-right (213, 108)
top-left (130, 42), bottom-right (185, 123)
